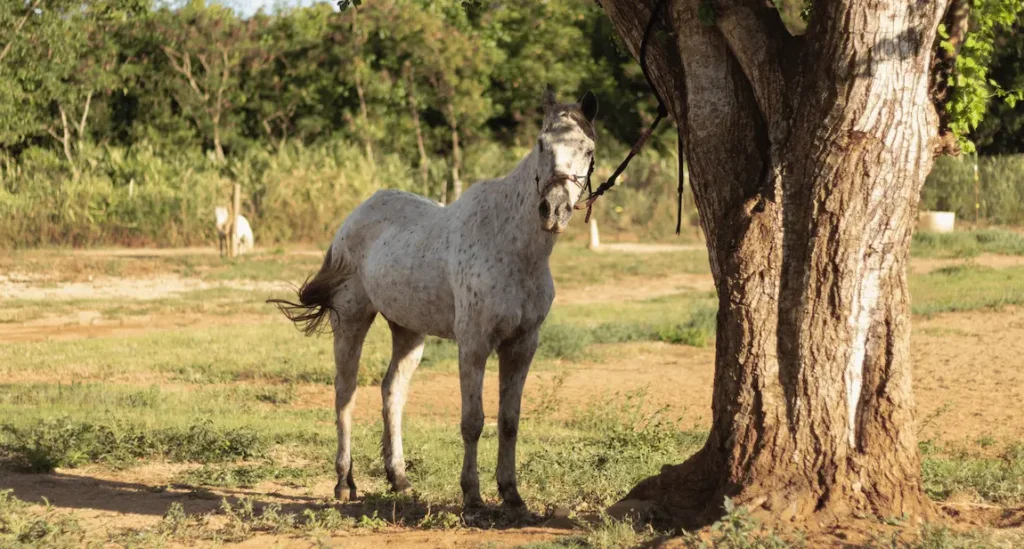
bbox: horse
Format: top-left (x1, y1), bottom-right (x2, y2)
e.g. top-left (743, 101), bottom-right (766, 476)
top-left (270, 88), bottom-right (597, 509)
top-left (215, 206), bottom-right (254, 256)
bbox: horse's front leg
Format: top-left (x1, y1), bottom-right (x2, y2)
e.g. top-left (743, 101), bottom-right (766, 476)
top-left (496, 330), bottom-right (538, 508)
top-left (457, 340), bottom-right (490, 509)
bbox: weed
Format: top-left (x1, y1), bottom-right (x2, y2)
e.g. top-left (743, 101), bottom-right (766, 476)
top-left (0, 418), bottom-right (267, 472)
top-left (0, 490), bottom-right (89, 548)
top-left (355, 510), bottom-right (389, 530)
top-left (521, 514), bottom-right (656, 549)
top-left (921, 441), bottom-right (1024, 505)
top-left (299, 507), bottom-right (354, 532)
top-left (178, 463), bottom-right (315, 488)
top-left (418, 508), bottom-right (461, 530)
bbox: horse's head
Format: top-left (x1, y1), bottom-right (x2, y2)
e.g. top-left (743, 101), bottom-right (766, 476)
top-left (535, 87), bottom-right (597, 234)
top-left (214, 206), bottom-right (229, 230)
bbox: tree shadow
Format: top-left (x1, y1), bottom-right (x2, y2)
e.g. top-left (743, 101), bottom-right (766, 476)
top-left (0, 469), bottom-right (545, 530)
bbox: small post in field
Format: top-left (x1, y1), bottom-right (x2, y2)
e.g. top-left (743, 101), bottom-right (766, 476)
top-left (229, 183), bottom-right (241, 258)
top-left (588, 217), bottom-right (600, 250)
top-left (973, 159), bottom-right (980, 227)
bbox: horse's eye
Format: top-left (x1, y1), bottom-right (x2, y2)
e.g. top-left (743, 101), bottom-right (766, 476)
top-left (585, 150), bottom-right (593, 157)
top-left (538, 140), bottom-right (544, 152)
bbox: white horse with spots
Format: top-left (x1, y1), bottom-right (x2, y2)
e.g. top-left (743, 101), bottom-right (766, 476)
top-left (271, 89), bottom-right (597, 509)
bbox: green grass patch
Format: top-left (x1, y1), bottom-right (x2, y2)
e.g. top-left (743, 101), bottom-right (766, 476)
top-left (550, 247), bottom-right (710, 288)
top-left (1, 417), bottom-right (267, 472)
top-left (911, 229), bottom-right (1024, 258)
top-left (909, 265), bottom-right (1024, 315)
top-left (921, 440), bottom-right (1024, 505)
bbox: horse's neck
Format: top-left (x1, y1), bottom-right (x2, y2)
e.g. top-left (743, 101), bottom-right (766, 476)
top-left (487, 149), bottom-right (556, 263)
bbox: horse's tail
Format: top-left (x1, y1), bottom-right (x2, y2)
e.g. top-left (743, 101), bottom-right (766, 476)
top-left (267, 245), bottom-right (352, 336)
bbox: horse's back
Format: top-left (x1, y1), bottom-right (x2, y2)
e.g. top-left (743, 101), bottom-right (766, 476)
top-left (334, 189), bottom-right (456, 337)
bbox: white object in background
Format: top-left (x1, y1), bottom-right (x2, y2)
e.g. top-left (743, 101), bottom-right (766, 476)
top-left (917, 211), bottom-right (956, 233)
top-left (215, 206), bottom-right (255, 255)
top-left (588, 218), bottom-right (600, 250)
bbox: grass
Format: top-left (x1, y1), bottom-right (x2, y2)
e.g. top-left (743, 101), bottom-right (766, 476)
top-left (921, 440), bottom-right (1024, 505)
top-left (909, 265), bottom-right (1024, 315)
top-left (2, 244), bottom-right (1024, 546)
top-left (911, 229), bottom-right (1024, 258)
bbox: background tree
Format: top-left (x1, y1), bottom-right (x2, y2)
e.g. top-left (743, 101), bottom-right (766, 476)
top-left (154, 0), bottom-right (253, 163)
top-left (597, 0), bottom-right (1023, 527)
top-left (974, 17), bottom-right (1024, 154)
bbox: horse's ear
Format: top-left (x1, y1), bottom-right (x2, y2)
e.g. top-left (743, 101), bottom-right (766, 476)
top-left (541, 85), bottom-right (557, 111)
top-left (580, 91), bottom-right (598, 122)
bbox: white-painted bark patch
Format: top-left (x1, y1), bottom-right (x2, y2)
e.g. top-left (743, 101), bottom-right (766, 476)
top-left (845, 264), bottom-right (881, 448)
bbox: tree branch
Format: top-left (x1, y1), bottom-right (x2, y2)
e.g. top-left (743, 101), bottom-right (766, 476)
top-left (77, 91), bottom-right (93, 136)
top-left (0, 0), bottom-right (43, 66)
top-left (162, 46), bottom-right (207, 100)
top-left (715, 0), bottom-right (792, 138)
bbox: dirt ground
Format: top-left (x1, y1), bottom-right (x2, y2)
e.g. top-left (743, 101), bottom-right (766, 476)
top-left (3, 249), bottom-right (1024, 547)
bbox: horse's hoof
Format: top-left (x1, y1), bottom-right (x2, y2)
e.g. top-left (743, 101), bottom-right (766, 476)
top-left (390, 477), bottom-right (414, 495)
top-left (334, 485), bottom-right (355, 502)
top-left (463, 495), bottom-right (485, 511)
top-left (501, 496), bottom-right (526, 510)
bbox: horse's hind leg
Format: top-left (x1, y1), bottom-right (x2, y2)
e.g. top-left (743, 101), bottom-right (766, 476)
top-left (330, 306), bottom-right (375, 502)
top-left (381, 321), bottom-right (425, 493)
top-left (495, 330), bottom-right (538, 508)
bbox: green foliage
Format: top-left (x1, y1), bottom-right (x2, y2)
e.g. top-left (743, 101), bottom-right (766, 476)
top-left (941, 0), bottom-right (1024, 152)
top-left (0, 0), bottom-right (693, 247)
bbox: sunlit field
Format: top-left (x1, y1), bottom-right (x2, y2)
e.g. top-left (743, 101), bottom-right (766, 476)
top-left (0, 232), bottom-right (1022, 548)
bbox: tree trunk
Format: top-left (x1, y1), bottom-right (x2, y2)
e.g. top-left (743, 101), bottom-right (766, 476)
top-left (448, 102), bottom-right (462, 202)
top-left (405, 64), bottom-right (430, 196)
top-left (212, 124), bottom-right (226, 164)
top-left (351, 6), bottom-right (374, 167)
top-left (48, 105), bottom-right (79, 181)
top-left (600, 0), bottom-right (949, 528)
top-left (76, 92), bottom-right (93, 137)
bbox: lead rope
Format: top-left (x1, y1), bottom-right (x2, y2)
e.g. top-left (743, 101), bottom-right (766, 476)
top-left (577, 0), bottom-right (681, 234)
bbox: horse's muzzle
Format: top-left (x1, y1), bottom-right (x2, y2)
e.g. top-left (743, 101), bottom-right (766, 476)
top-left (538, 176), bottom-right (574, 233)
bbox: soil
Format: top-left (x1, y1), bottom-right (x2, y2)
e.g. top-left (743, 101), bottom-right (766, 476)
top-left (2, 250), bottom-right (1024, 547)
top-left (0, 273), bottom-right (291, 302)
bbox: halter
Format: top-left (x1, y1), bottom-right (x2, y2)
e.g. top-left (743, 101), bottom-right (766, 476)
top-left (534, 156), bottom-right (596, 198)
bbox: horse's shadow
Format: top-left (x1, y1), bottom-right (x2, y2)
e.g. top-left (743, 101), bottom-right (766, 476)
top-left (0, 469), bottom-right (545, 531)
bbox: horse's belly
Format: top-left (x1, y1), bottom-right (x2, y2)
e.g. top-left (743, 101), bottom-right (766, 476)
top-left (361, 241), bottom-right (456, 339)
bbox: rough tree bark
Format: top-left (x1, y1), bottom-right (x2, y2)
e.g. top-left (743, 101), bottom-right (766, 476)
top-left (600, 0), bottom-right (954, 527)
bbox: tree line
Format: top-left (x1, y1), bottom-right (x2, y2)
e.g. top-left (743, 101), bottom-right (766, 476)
top-left (0, 0), bottom-right (666, 192)
top-left (0, 0), bottom-right (1021, 247)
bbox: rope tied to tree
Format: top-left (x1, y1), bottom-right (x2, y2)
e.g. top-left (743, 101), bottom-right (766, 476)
top-left (575, 0), bottom-right (684, 234)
